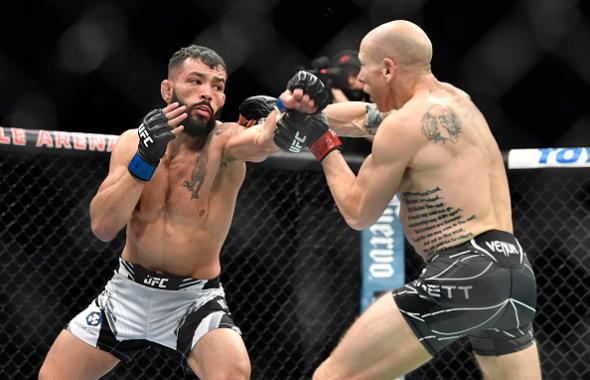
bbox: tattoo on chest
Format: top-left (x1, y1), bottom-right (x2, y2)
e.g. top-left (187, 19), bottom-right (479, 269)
top-left (402, 187), bottom-right (476, 254)
top-left (183, 157), bottom-right (207, 199)
top-left (421, 105), bottom-right (461, 143)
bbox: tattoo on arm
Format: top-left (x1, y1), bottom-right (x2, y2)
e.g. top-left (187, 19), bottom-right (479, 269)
top-left (183, 157), bottom-right (207, 199)
top-left (420, 105), bottom-right (461, 143)
top-left (365, 103), bottom-right (383, 135)
top-left (220, 157), bottom-right (231, 168)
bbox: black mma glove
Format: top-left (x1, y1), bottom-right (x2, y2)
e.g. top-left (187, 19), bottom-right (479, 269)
top-left (238, 95), bottom-right (277, 126)
top-left (276, 71), bottom-right (331, 114)
top-left (128, 108), bottom-right (175, 181)
top-left (274, 110), bottom-right (342, 161)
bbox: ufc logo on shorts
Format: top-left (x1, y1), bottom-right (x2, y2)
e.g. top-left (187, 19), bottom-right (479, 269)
top-left (289, 132), bottom-right (306, 153)
top-left (143, 275), bottom-right (169, 288)
top-left (138, 124), bottom-right (154, 147)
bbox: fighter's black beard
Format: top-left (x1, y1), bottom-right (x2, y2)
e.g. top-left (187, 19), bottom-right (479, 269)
top-left (170, 92), bottom-right (220, 137)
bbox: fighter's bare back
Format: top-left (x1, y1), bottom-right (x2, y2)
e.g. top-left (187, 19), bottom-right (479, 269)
top-left (390, 82), bottom-right (513, 259)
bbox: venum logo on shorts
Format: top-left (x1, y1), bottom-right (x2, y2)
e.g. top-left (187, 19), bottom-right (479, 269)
top-left (86, 311), bottom-right (102, 326)
top-left (485, 241), bottom-right (519, 256)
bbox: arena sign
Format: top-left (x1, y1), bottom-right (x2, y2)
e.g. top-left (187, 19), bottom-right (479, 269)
top-left (508, 147), bottom-right (590, 169)
top-left (360, 195), bottom-right (405, 313)
top-left (0, 126), bottom-right (118, 153)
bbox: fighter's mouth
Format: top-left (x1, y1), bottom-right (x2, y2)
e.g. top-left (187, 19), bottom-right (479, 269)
top-left (192, 104), bottom-right (213, 117)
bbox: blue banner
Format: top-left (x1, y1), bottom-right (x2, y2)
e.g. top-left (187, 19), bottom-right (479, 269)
top-left (360, 195), bottom-right (405, 312)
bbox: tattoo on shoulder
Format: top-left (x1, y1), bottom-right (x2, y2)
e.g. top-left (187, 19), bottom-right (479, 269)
top-left (420, 105), bottom-right (461, 143)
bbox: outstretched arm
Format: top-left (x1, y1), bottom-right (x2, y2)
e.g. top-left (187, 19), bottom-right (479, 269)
top-left (276, 111), bottom-right (417, 230)
top-left (279, 89), bottom-right (389, 137)
top-left (222, 109), bottom-right (280, 162)
top-left (325, 102), bottom-right (390, 137)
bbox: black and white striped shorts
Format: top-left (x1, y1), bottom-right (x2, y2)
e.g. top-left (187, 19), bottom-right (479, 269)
top-left (66, 258), bottom-right (241, 365)
top-left (393, 229), bottom-right (537, 356)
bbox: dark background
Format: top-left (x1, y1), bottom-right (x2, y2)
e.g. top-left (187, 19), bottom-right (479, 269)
top-left (1, 2), bottom-right (590, 379)
top-left (1, 0), bottom-right (590, 152)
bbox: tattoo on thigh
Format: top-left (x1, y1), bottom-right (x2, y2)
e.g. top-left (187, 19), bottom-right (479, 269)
top-left (421, 105), bottom-right (461, 143)
top-left (183, 157), bottom-right (207, 199)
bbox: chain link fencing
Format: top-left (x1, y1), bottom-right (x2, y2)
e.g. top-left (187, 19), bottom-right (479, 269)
top-left (1, 141), bottom-right (589, 379)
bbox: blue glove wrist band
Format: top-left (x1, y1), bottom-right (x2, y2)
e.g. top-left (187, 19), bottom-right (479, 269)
top-left (276, 98), bottom-right (287, 112)
top-left (128, 152), bottom-right (157, 181)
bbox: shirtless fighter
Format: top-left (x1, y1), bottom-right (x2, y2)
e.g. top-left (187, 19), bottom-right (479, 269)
top-left (38, 45), bottom-right (300, 380)
top-left (274, 20), bottom-right (541, 380)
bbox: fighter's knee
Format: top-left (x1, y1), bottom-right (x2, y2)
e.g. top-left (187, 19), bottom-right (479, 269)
top-left (230, 359), bottom-right (251, 380)
top-left (204, 359), bottom-right (251, 380)
top-left (313, 359), bottom-right (332, 380)
top-left (206, 370), bottom-right (250, 380)
top-left (37, 361), bottom-right (52, 380)
top-left (312, 367), bottom-right (324, 380)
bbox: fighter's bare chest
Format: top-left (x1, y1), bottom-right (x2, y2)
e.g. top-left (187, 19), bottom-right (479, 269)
top-left (137, 152), bottom-right (225, 217)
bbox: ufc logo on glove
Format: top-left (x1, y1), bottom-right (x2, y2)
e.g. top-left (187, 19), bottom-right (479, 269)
top-left (138, 124), bottom-right (154, 147)
top-left (289, 132), bottom-right (306, 153)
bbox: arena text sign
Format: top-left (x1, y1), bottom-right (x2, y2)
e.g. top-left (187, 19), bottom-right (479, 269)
top-left (0, 127), bottom-right (118, 153)
top-left (360, 196), bottom-right (405, 312)
top-left (508, 147), bottom-right (590, 169)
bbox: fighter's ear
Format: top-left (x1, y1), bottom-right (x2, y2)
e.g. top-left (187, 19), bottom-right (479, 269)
top-left (383, 57), bottom-right (396, 81)
top-left (161, 79), bottom-right (172, 103)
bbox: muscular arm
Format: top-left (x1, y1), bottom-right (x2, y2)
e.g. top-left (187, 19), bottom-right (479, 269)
top-left (223, 109), bottom-right (280, 162)
top-left (324, 102), bottom-right (374, 137)
top-left (321, 114), bottom-right (416, 230)
top-left (89, 130), bottom-right (144, 241)
top-left (279, 89), bottom-right (388, 137)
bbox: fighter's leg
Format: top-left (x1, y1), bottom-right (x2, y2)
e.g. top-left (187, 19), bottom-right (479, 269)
top-left (38, 329), bottom-right (119, 380)
top-left (313, 293), bottom-right (431, 380)
top-left (476, 342), bottom-right (541, 380)
top-left (471, 242), bottom-right (540, 380)
top-left (187, 327), bottom-right (250, 380)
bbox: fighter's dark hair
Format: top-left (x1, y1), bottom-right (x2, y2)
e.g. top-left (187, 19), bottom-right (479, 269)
top-left (168, 45), bottom-right (226, 74)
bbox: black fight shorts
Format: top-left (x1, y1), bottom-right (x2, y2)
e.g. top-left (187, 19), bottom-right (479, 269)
top-left (393, 229), bottom-right (537, 356)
